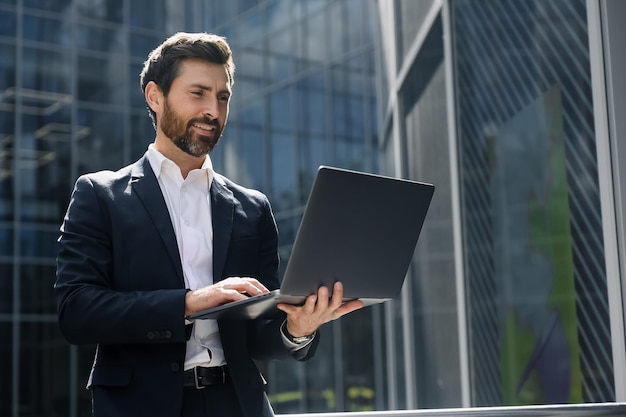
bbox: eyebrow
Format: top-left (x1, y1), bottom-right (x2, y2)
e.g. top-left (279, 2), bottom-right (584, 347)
top-left (189, 83), bottom-right (231, 95)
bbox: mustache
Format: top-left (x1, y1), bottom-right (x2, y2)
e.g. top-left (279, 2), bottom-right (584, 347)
top-left (187, 116), bottom-right (219, 128)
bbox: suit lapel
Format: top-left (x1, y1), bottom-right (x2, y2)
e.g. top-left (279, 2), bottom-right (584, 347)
top-left (130, 157), bottom-right (184, 285)
top-left (210, 177), bottom-right (234, 283)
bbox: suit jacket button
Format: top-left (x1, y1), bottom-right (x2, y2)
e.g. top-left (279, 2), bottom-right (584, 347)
top-left (165, 330), bottom-right (172, 339)
top-left (147, 331), bottom-right (154, 340)
top-left (170, 362), bottom-right (180, 372)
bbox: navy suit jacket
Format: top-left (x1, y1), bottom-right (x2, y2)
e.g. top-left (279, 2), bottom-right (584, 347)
top-left (55, 155), bottom-right (318, 417)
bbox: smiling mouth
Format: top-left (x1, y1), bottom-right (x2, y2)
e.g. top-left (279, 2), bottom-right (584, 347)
top-left (192, 122), bottom-right (216, 133)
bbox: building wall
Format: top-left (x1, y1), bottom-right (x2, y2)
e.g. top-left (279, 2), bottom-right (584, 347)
top-left (0, 0), bottom-right (379, 416)
top-left (376, 0), bottom-right (625, 410)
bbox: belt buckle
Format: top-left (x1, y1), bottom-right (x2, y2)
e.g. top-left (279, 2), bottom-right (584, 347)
top-left (193, 367), bottom-right (205, 390)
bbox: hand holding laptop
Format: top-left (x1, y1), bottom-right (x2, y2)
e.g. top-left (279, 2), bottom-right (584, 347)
top-left (277, 281), bottom-right (364, 337)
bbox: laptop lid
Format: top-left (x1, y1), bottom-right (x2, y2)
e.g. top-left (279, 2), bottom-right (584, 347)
top-left (188, 166), bottom-right (434, 320)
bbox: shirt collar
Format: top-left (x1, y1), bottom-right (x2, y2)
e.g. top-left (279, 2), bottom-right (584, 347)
top-left (146, 143), bottom-right (214, 186)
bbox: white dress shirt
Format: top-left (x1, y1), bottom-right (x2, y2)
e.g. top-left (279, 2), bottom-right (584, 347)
top-left (146, 145), bottom-right (314, 367)
top-left (146, 145), bottom-right (225, 370)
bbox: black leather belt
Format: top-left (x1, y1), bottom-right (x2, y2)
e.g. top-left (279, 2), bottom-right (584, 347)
top-left (183, 365), bottom-right (228, 389)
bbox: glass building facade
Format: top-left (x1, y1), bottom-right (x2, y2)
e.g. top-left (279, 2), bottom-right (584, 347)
top-left (2, 0), bottom-right (626, 416)
top-left (376, 0), bottom-right (626, 411)
top-left (0, 0), bottom-right (379, 415)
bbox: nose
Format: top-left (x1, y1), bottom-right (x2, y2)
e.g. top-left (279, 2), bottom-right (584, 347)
top-left (203, 96), bottom-right (219, 120)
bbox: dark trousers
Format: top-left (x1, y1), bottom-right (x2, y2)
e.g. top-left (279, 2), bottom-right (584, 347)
top-left (181, 381), bottom-right (244, 417)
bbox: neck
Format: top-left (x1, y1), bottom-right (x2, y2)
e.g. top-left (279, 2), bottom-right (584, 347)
top-left (153, 135), bottom-right (205, 179)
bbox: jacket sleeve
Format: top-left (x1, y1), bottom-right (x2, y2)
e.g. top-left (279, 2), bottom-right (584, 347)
top-left (55, 175), bottom-right (189, 346)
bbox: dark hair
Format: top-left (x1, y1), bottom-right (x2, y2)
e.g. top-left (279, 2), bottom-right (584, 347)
top-left (140, 32), bottom-right (235, 128)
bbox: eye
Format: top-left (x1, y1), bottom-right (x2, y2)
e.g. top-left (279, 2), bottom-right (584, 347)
top-left (191, 91), bottom-right (203, 97)
top-left (219, 95), bottom-right (230, 102)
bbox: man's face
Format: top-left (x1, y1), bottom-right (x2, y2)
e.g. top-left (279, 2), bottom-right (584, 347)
top-left (158, 59), bottom-right (231, 156)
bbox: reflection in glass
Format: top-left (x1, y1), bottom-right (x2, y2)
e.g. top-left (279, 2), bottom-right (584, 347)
top-left (77, 0), bottom-right (123, 22)
top-left (0, 322), bottom-right (11, 412)
top-left (20, 264), bottom-right (57, 314)
top-left (23, 14), bottom-right (70, 45)
top-left (77, 24), bottom-right (124, 53)
top-left (77, 108), bottom-right (124, 174)
top-left (452, 0), bottom-right (612, 405)
top-left (78, 54), bottom-right (124, 105)
top-left (22, 47), bottom-right (71, 94)
top-left (0, 10), bottom-right (16, 37)
top-left (19, 322), bottom-right (70, 416)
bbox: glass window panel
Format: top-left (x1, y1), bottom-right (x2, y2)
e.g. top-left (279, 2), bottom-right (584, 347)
top-left (397, 0), bottom-right (435, 64)
top-left (298, 133), bottom-right (326, 206)
top-left (23, 14), bottom-right (71, 45)
top-left (20, 264), bottom-right (56, 314)
top-left (78, 54), bottom-right (124, 105)
top-left (306, 11), bottom-right (326, 63)
top-left (18, 109), bottom-right (71, 223)
top-left (270, 88), bottom-right (292, 130)
top-left (130, 31), bottom-right (164, 59)
top-left (452, 0), bottom-right (610, 405)
top-left (215, 1), bottom-right (237, 23)
top-left (0, 104), bottom-right (14, 221)
top-left (77, 23), bottom-right (124, 53)
top-left (236, 96), bottom-right (264, 127)
top-left (130, 113), bottom-right (154, 161)
top-left (303, 325), bottom-right (335, 412)
top-left (0, 321), bottom-right (11, 413)
top-left (0, 10), bottom-right (16, 37)
top-left (77, 0), bottom-right (123, 23)
top-left (19, 322), bottom-right (70, 416)
top-left (237, 126), bottom-right (265, 190)
top-left (129, 0), bottom-right (166, 29)
top-left (335, 139), bottom-right (364, 171)
top-left (76, 108), bottom-right (124, 174)
top-left (0, 264), bottom-right (11, 312)
top-left (267, 0), bottom-right (290, 30)
top-left (270, 130), bottom-right (295, 213)
top-left (19, 227), bottom-right (59, 258)
top-left (22, 47), bottom-right (71, 95)
top-left (0, 225), bottom-right (12, 256)
top-left (341, 309), bottom-right (376, 411)
top-left (328, 1), bottom-right (345, 59)
top-left (23, 0), bottom-right (71, 13)
top-left (130, 61), bottom-right (146, 108)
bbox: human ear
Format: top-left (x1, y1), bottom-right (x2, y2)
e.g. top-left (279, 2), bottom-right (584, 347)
top-left (144, 81), bottom-right (162, 112)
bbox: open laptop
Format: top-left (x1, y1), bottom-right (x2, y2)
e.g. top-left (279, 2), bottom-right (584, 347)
top-left (188, 166), bottom-right (435, 320)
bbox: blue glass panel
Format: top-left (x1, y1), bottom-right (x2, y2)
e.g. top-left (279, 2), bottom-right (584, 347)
top-left (238, 125), bottom-right (265, 190)
top-left (270, 88), bottom-right (292, 130)
top-left (0, 227), bottom-right (12, 256)
top-left (77, 24), bottom-right (123, 53)
top-left (130, 113), bottom-right (154, 161)
top-left (23, 0), bottom-right (71, 12)
top-left (20, 228), bottom-right (59, 258)
top-left (130, 31), bottom-right (163, 59)
top-left (0, 321), bottom-right (10, 415)
top-left (0, 10), bottom-right (15, 37)
top-left (76, 108), bottom-right (124, 174)
top-left (78, 54), bottom-right (124, 105)
top-left (19, 321), bottom-right (70, 415)
top-left (452, 0), bottom-right (610, 405)
top-left (129, 0), bottom-right (165, 29)
top-left (77, 0), bottom-right (123, 23)
top-left (270, 130), bottom-right (295, 212)
top-left (23, 14), bottom-right (71, 45)
top-left (19, 108), bottom-right (71, 223)
top-left (0, 264), bottom-right (10, 312)
top-left (22, 47), bottom-right (71, 94)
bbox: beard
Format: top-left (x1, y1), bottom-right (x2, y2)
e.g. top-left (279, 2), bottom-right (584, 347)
top-left (160, 99), bottom-right (224, 157)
